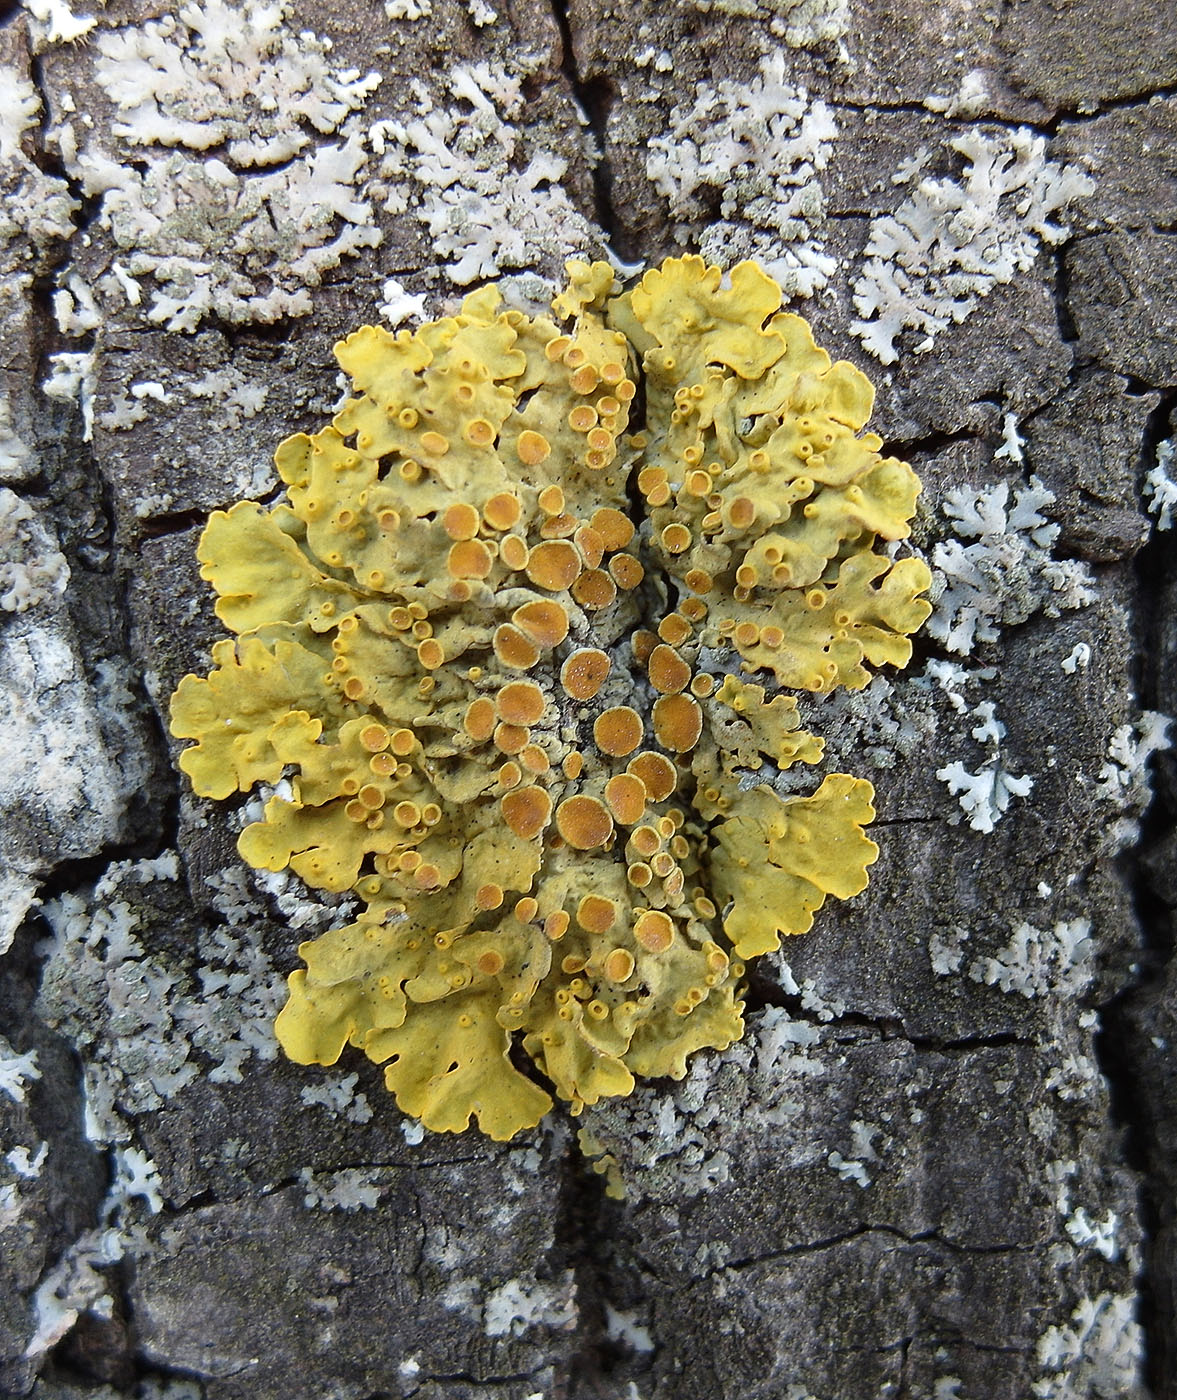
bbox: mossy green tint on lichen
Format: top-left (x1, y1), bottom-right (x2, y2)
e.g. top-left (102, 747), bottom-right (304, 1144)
top-left (169, 255), bottom-right (932, 1140)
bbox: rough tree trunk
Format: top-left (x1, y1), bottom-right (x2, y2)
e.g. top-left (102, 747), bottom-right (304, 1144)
top-left (1, 1), bottom-right (1175, 1398)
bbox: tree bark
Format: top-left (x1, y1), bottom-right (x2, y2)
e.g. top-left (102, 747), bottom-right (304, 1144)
top-left (1, 1), bottom-right (1175, 1397)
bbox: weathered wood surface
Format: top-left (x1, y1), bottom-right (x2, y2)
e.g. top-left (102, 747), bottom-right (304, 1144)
top-left (1, 1), bottom-right (1175, 1397)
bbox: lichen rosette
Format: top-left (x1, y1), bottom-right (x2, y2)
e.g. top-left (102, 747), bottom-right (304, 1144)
top-left (170, 255), bottom-right (932, 1140)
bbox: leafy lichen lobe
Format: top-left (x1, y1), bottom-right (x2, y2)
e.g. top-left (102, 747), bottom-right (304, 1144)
top-left (169, 255), bottom-right (931, 1139)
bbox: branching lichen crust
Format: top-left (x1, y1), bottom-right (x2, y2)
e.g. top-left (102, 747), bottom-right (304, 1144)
top-left (169, 256), bottom-right (931, 1139)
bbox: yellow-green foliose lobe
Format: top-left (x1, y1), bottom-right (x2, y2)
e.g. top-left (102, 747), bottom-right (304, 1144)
top-left (168, 255), bottom-right (933, 1140)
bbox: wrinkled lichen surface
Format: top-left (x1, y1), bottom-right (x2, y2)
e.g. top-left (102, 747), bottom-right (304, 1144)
top-left (170, 255), bottom-right (931, 1138)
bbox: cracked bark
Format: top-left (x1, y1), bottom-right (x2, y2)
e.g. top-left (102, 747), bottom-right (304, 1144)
top-left (1, 1), bottom-right (1175, 1398)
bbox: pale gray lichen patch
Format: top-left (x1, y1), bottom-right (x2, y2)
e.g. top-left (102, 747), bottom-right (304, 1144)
top-left (0, 53), bottom-right (78, 295)
top-left (579, 1007), bottom-right (826, 1201)
top-left (1089, 710), bottom-right (1173, 852)
top-left (368, 57), bottom-right (600, 286)
top-left (798, 671), bottom-right (938, 776)
top-left (37, 855), bottom-right (285, 1141)
top-left (23, 0), bottom-right (97, 50)
top-left (1144, 437), bottom-right (1176, 530)
top-left (57, 0), bottom-right (383, 331)
top-left (852, 130), bottom-right (1094, 364)
top-left (646, 52), bottom-right (837, 298)
top-left (22, 1138), bottom-right (163, 1361)
top-left (1034, 1293), bottom-right (1143, 1400)
top-left (298, 1165), bottom-right (384, 1211)
top-left (967, 918), bottom-right (1095, 1000)
top-left (0, 1037), bottom-right (41, 1104)
top-left (0, 396), bottom-right (33, 484)
top-left (0, 488), bottom-right (70, 614)
top-left (691, 0), bottom-right (852, 62)
top-left (926, 476), bottom-right (1095, 657)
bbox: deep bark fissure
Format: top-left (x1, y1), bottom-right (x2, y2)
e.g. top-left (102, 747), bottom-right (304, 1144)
top-left (548, 0), bottom-right (636, 262)
top-left (834, 84), bottom-right (1177, 135)
top-left (1090, 385), bottom-right (1177, 1397)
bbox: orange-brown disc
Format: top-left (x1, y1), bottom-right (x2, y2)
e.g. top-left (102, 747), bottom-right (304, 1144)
top-left (657, 613), bottom-right (693, 647)
top-left (496, 680), bottom-right (546, 726)
top-left (443, 502), bottom-right (480, 540)
top-left (537, 484), bottom-right (565, 515)
top-left (415, 863), bottom-right (442, 889)
top-left (629, 824), bottom-right (661, 858)
top-left (638, 466), bottom-right (667, 498)
top-left (647, 643), bottom-right (691, 694)
top-left (463, 697), bottom-right (497, 742)
top-left (607, 946), bottom-right (632, 980)
top-left (561, 648), bottom-right (611, 701)
top-left (603, 948), bottom-right (636, 983)
top-left (632, 629), bottom-right (658, 665)
top-left (447, 539), bottom-right (493, 579)
top-left (626, 751), bottom-right (678, 802)
top-left (475, 883), bottom-right (504, 910)
top-left (520, 743), bottom-right (550, 774)
top-left (501, 785), bottom-right (553, 840)
top-left (728, 496), bottom-right (756, 529)
top-left (604, 773), bottom-right (647, 826)
top-left (555, 794), bottom-right (615, 850)
top-left (660, 523), bottom-right (692, 554)
top-left (417, 639), bottom-right (444, 670)
top-left (516, 430), bottom-right (551, 465)
top-left (574, 525), bottom-right (605, 569)
top-left (572, 569), bottom-right (617, 611)
top-left (544, 909), bottom-right (571, 939)
top-left (484, 492), bottom-right (522, 530)
top-left (500, 534), bottom-right (530, 571)
top-left (513, 599), bottom-right (570, 648)
top-left (576, 894), bottom-right (617, 934)
top-left (540, 513), bottom-right (578, 540)
top-left (594, 706), bottom-right (643, 757)
top-left (526, 540), bottom-right (581, 592)
top-left (652, 694), bottom-right (703, 752)
top-left (359, 723), bottom-right (390, 752)
top-left (570, 364), bottom-right (599, 394)
top-left (494, 721), bottom-right (530, 754)
top-left (493, 623), bottom-right (541, 670)
top-left (609, 553), bottom-right (644, 589)
top-left (634, 909), bottom-right (675, 953)
top-left (590, 507), bottom-right (634, 552)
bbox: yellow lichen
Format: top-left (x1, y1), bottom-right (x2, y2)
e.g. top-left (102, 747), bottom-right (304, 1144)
top-left (169, 256), bottom-right (931, 1141)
